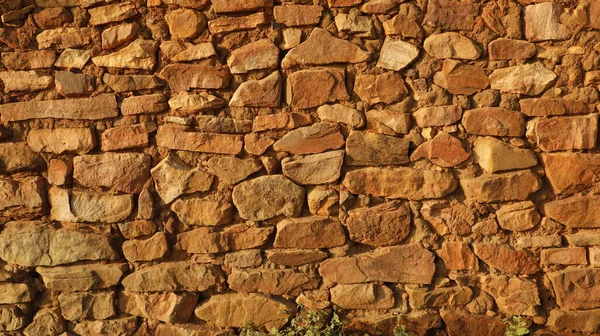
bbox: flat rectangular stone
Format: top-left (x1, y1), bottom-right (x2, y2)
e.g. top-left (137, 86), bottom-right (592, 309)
top-left (0, 176), bottom-right (46, 220)
top-left (2, 50), bottom-right (56, 69)
top-left (156, 125), bottom-right (243, 154)
top-left (208, 12), bottom-right (268, 35)
top-left (0, 94), bottom-right (118, 122)
top-left (121, 93), bottom-right (168, 115)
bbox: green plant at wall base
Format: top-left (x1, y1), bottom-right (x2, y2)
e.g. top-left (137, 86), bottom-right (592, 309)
top-left (504, 316), bottom-right (530, 336)
top-left (393, 324), bottom-right (410, 336)
top-left (237, 307), bottom-right (342, 336)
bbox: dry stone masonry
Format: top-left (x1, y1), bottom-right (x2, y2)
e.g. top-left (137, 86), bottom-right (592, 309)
top-left (0, 0), bottom-right (599, 335)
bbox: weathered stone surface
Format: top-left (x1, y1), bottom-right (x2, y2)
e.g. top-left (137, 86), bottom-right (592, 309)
top-left (548, 309), bottom-right (600, 333)
top-left (73, 153), bottom-right (150, 194)
top-left (72, 316), bottom-right (138, 336)
top-left (541, 247), bottom-right (587, 266)
top-left (545, 195), bottom-right (600, 228)
top-left (155, 324), bottom-right (234, 336)
top-left (473, 243), bottom-right (540, 275)
top-left (0, 305), bottom-right (28, 331)
top-left (331, 284), bottom-right (394, 309)
top-left (119, 291), bottom-right (198, 323)
top-left (354, 72), bottom-right (408, 105)
top-left (383, 13), bottom-right (421, 38)
top-left (0, 221), bottom-right (119, 267)
top-left (411, 132), bottom-right (470, 167)
top-left (195, 115), bottom-right (252, 134)
top-left (488, 38), bottom-right (536, 60)
top-left (438, 242), bottom-right (478, 271)
top-left (266, 249), bottom-right (328, 266)
top-left (36, 263), bottom-right (128, 292)
top-left (407, 286), bottom-right (473, 309)
top-left (92, 39), bottom-right (158, 70)
top-left (424, 33), bottom-right (481, 59)
top-left (122, 262), bottom-right (223, 292)
top-left (317, 104), bottom-right (364, 128)
top-left (54, 70), bottom-right (94, 97)
top-left (229, 269), bottom-right (320, 296)
top-left (273, 123), bottom-right (344, 154)
top-left (102, 22), bottom-right (139, 50)
top-left (0, 70), bottom-right (53, 92)
top-left (101, 122), bottom-right (157, 151)
top-left (103, 73), bottom-right (162, 92)
top-left (0, 176), bottom-right (46, 219)
top-left (0, 283), bottom-right (34, 304)
top-left (274, 216), bottom-right (346, 249)
top-left (365, 109), bottom-right (411, 135)
top-left (208, 13), bottom-right (268, 35)
top-left (166, 9), bottom-right (206, 39)
top-left (195, 293), bottom-right (292, 330)
top-left (156, 125), bottom-right (243, 154)
top-left (151, 153), bottom-right (214, 204)
top-left (496, 201), bottom-right (540, 232)
top-left (224, 250), bottom-right (262, 268)
top-left (549, 268), bottom-right (600, 310)
top-left (346, 201), bottom-right (411, 247)
top-left (23, 307), bottom-right (65, 336)
top-left (440, 310), bottom-right (505, 336)
top-left (232, 175), bottom-right (304, 220)
top-left (460, 170), bottom-right (541, 202)
top-left (307, 188), bottom-right (338, 216)
top-left (343, 167), bottom-right (457, 200)
top-left (2, 50), bottom-right (56, 69)
top-left (423, 0), bottom-right (479, 30)
top-left (253, 113), bottom-right (311, 132)
top-left (169, 92), bottom-right (224, 114)
top-left (228, 39), bottom-right (278, 74)
top-left (541, 153), bottom-right (600, 195)
top-left (320, 245), bottom-right (435, 284)
top-left (55, 48), bottom-right (90, 69)
top-left (345, 131), bottom-right (408, 166)
top-left (206, 157), bottom-right (262, 185)
top-left (166, 43), bottom-right (216, 62)
top-left (0, 142), bottom-right (45, 172)
top-left (480, 276), bottom-right (540, 316)
top-left (524, 3), bottom-right (571, 41)
top-left (37, 27), bottom-right (93, 49)
top-left (462, 107), bottom-right (525, 136)
top-left (274, 5), bottom-right (322, 26)
top-left (520, 98), bottom-right (590, 117)
top-left (377, 37), bottom-right (419, 71)
top-left (285, 68), bottom-right (349, 109)
top-left (212, 0), bottom-right (272, 13)
top-left (489, 63), bottom-right (557, 96)
top-left (0, 93), bottom-right (117, 122)
top-left (49, 187), bottom-right (134, 223)
top-left (176, 226), bottom-right (273, 253)
top-left (526, 114), bottom-right (598, 152)
top-left (123, 232), bottom-right (169, 262)
top-left (413, 105), bottom-right (461, 127)
top-left (282, 150), bottom-right (344, 185)
top-left (159, 64), bottom-right (231, 91)
top-left (335, 11), bottom-right (374, 36)
top-left (59, 291), bottom-right (115, 321)
top-left (282, 28), bottom-right (368, 68)
top-left (172, 198), bottom-right (234, 226)
top-left (88, 2), bottom-right (137, 25)
top-left (473, 137), bottom-right (537, 173)
top-left (230, 71), bottom-right (281, 108)
top-left (438, 59), bottom-right (489, 95)
top-left (118, 220), bottom-right (156, 239)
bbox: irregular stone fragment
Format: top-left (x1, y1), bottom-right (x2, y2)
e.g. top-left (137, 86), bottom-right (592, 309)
top-left (37, 27), bottom-right (93, 49)
top-left (317, 104), bottom-right (364, 128)
top-left (118, 220), bottom-right (156, 239)
top-left (526, 114), bottom-right (598, 152)
top-left (119, 291), bottom-right (198, 323)
top-left (172, 198), bottom-right (234, 226)
top-left (286, 68), bottom-right (349, 109)
top-left (541, 247), bottom-right (587, 266)
top-left (102, 22), bottom-right (139, 50)
top-left (2, 50), bottom-right (56, 69)
top-left (282, 28), bottom-right (368, 68)
top-left (59, 291), bottom-right (115, 321)
top-left (335, 10), bottom-right (374, 36)
top-left (438, 59), bottom-right (489, 95)
top-left (0, 305), bottom-right (27, 331)
top-left (438, 242), bottom-right (478, 271)
top-left (488, 38), bottom-right (536, 60)
top-left (208, 13), bottom-right (268, 35)
top-left (473, 243), bottom-right (540, 275)
top-left (423, 0), bottom-right (479, 30)
top-left (548, 268), bottom-right (600, 310)
top-left (232, 175), bottom-right (304, 220)
top-left (320, 245), bottom-right (435, 284)
top-left (230, 71), bottom-right (282, 108)
top-left (92, 39), bottom-right (158, 70)
top-left (73, 153), bottom-right (150, 194)
top-left (346, 201), bottom-right (411, 247)
top-left (274, 5), bottom-right (322, 26)
top-left (55, 49), bottom-right (90, 69)
top-left (424, 33), bottom-right (481, 59)
top-left (122, 262), bottom-right (223, 292)
top-left (473, 137), bottom-right (537, 173)
top-left (282, 150), bottom-right (344, 185)
top-left (266, 249), bottom-right (328, 266)
top-left (206, 157), bottom-right (262, 185)
top-left (227, 39), bottom-right (279, 74)
top-left (462, 107), bottom-right (525, 136)
top-left (103, 73), bottom-right (162, 92)
top-left (155, 324), bottom-right (233, 336)
top-left (328, 0), bottom-right (362, 7)
top-left (0, 177), bottom-right (46, 219)
top-left (49, 187), bottom-right (134, 223)
top-left (460, 170), bottom-right (541, 202)
top-left (170, 43), bottom-right (216, 62)
top-left (362, 0), bottom-right (396, 13)
top-left (123, 232), bottom-right (169, 262)
top-left (212, 0), bottom-right (272, 13)
top-left (0, 283), bottom-right (34, 304)
top-left (36, 263), bottom-right (128, 292)
top-left (48, 159), bottom-right (71, 186)
top-left (0, 221), bottom-right (119, 267)
top-left (441, 310), bottom-right (505, 336)
top-left (548, 309), bottom-right (600, 333)
top-left (345, 131), bottom-right (409, 166)
top-left (496, 201), bottom-right (540, 232)
top-left (55, 71), bottom-right (94, 96)
top-left (224, 250), bottom-right (262, 268)
top-left (0, 142), bottom-right (45, 172)
top-left (411, 132), bottom-right (470, 167)
top-left (0, 93), bottom-right (117, 122)
top-left (72, 316), bottom-right (138, 336)
top-left (23, 307), bottom-right (65, 336)
top-left (166, 9), bottom-right (206, 39)
top-left (195, 115), bottom-right (252, 134)
top-left (383, 13), bottom-right (421, 38)
top-left (151, 153), bottom-right (214, 204)
top-left (343, 167), bottom-right (457, 200)
top-left (524, 3), bottom-right (571, 41)
top-left (331, 284), bottom-right (394, 309)
top-left (545, 195), bottom-right (600, 228)
top-left (489, 63), bottom-right (557, 96)
top-left (195, 293), bottom-right (292, 330)
top-left (413, 105), bottom-right (461, 127)
top-left (273, 123), bottom-right (344, 155)
top-left (0, 70), bottom-right (53, 92)
top-left (170, 92), bottom-right (225, 113)
top-left (253, 113), bottom-right (311, 132)
top-left (27, 128), bottom-right (95, 154)
top-left (101, 122), bottom-right (157, 151)
top-left (519, 98), bottom-right (590, 117)
top-left (274, 216), bottom-right (346, 249)
top-left (307, 188), bottom-right (338, 216)
top-left (156, 125), bottom-right (243, 154)
top-left (365, 110), bottom-right (411, 135)
top-left (541, 153), bottom-right (600, 195)
top-left (177, 226), bottom-right (273, 253)
top-left (159, 64), bottom-right (231, 91)
top-left (377, 37), bottom-right (419, 71)
top-left (229, 269), bottom-right (320, 296)
top-left (480, 276), bottom-right (540, 316)
top-left (88, 2), bottom-right (137, 25)
top-left (354, 72), bottom-right (408, 105)
top-left (407, 286), bottom-right (473, 309)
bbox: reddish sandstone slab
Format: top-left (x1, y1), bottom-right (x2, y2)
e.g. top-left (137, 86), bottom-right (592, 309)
top-left (156, 125), bottom-right (243, 154)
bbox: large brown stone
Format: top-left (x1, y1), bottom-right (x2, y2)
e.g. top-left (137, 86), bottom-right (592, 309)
top-left (0, 176), bottom-right (46, 219)
top-left (365, 109), bottom-right (411, 135)
top-left (2, 50), bottom-right (56, 69)
top-left (176, 226), bottom-right (273, 253)
top-left (345, 131), bottom-right (408, 166)
top-left (413, 105), bottom-right (461, 127)
top-left (273, 123), bottom-right (344, 155)
top-left (266, 249), bottom-right (328, 266)
top-left (0, 305), bottom-right (28, 332)
top-left (212, 0), bottom-right (273, 13)
top-left (285, 68), bottom-right (349, 109)
top-left (462, 107), bottom-right (525, 136)
top-left (460, 170), bottom-right (541, 202)
top-left (319, 245), bottom-right (435, 284)
top-left (541, 153), bottom-right (600, 195)
top-left (424, 32), bottom-right (481, 59)
top-left (156, 125), bottom-right (243, 154)
top-left (103, 73), bottom-right (162, 92)
top-left (37, 27), bottom-right (93, 49)
top-left (346, 201), bottom-right (411, 247)
top-left (496, 201), bottom-right (540, 232)
top-left (480, 275), bottom-right (540, 316)
top-left (473, 137), bottom-right (537, 173)
top-left (273, 5), bottom-right (322, 26)
top-left (0, 142), bottom-right (45, 173)
top-left (0, 70), bottom-right (53, 92)
top-left (343, 167), bottom-right (457, 200)
top-left (119, 291), bottom-right (198, 324)
top-left (92, 39), bottom-right (158, 70)
top-left (545, 195), bottom-right (600, 228)
top-left (406, 286), bottom-right (473, 309)
top-left (227, 39), bottom-right (278, 74)
top-left (411, 132), bottom-right (470, 167)
top-left (232, 175), bottom-right (304, 220)
top-left (524, 3), bottom-right (571, 41)
top-left (547, 309), bottom-right (600, 333)
top-left (122, 262), bottom-right (223, 292)
top-left (423, 0), bottom-right (479, 30)
top-left (165, 9), bottom-right (206, 39)
top-left (73, 153), bottom-right (151, 194)
top-left (440, 310), bottom-right (505, 336)
top-left (253, 112), bottom-right (311, 132)
top-left (49, 187), bottom-right (134, 223)
top-left (59, 291), bottom-right (115, 321)
top-left (438, 242), bottom-right (478, 271)
top-left (102, 22), bottom-right (139, 50)
top-left (281, 150), bottom-right (343, 185)
top-left (230, 71), bottom-right (281, 108)
top-left (158, 64), bottom-right (231, 91)
top-left (228, 269), bottom-right (320, 296)
top-left (151, 153), bottom-right (214, 204)
top-left (439, 59), bottom-right (489, 95)
top-left (101, 122), bottom-right (156, 151)
top-left (489, 63), bottom-right (557, 96)
top-left (354, 72), bottom-right (408, 105)
top-left (123, 232), bottom-right (169, 262)
top-left (473, 243), bottom-right (540, 275)
top-left (208, 13), bottom-right (268, 35)
top-left (377, 37), bottom-right (419, 71)
top-left (71, 316), bottom-right (138, 336)
top-left (0, 283), bottom-right (35, 304)
top-left (488, 38), bottom-right (536, 60)
top-left (549, 268), bottom-right (600, 310)
top-left (520, 98), bottom-right (591, 117)
top-left (36, 263), bottom-right (128, 292)
top-left (172, 198), bottom-right (234, 226)
top-left (0, 93), bottom-right (117, 121)
top-left (23, 307), bottom-right (65, 336)
top-left (331, 284), bottom-right (395, 309)
top-left (317, 104), bottom-right (364, 128)
top-left (526, 114), bottom-right (598, 151)
top-left (274, 216), bottom-right (346, 249)
top-left (88, 2), bottom-right (137, 25)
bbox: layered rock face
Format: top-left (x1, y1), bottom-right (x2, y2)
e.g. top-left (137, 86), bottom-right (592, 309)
top-left (0, 0), bottom-right (595, 335)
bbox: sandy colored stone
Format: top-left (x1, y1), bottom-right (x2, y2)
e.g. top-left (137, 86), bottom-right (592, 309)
top-left (55, 48), bottom-right (90, 69)
top-left (208, 13), bottom-right (268, 35)
top-left (59, 291), bottom-right (115, 321)
top-left (545, 195), bottom-right (600, 229)
top-left (480, 275), bottom-right (540, 317)
top-left (411, 132), bottom-right (470, 167)
top-left (230, 71), bottom-right (281, 108)
top-left (0, 142), bottom-right (45, 172)
top-left (102, 22), bottom-right (139, 50)
top-left (407, 286), bottom-right (473, 309)
top-left (156, 125), bottom-right (243, 154)
top-left (0, 283), bottom-right (34, 304)
top-left (460, 170), bottom-right (541, 202)
top-left (317, 104), bottom-right (364, 128)
top-left (462, 107), bottom-right (524, 136)
top-left (159, 64), bottom-right (231, 91)
top-left (274, 5), bottom-right (322, 26)
top-left (343, 167), bottom-right (457, 200)
top-left (228, 39), bottom-right (278, 74)
top-left (155, 324), bottom-right (234, 336)
top-left (274, 216), bottom-right (346, 249)
top-left (92, 39), bottom-right (158, 70)
top-left (439, 59), bottom-right (489, 95)
top-left (176, 226), bottom-right (273, 253)
top-left (282, 150), bottom-right (343, 185)
top-left (151, 153), bottom-right (214, 204)
top-left (253, 112), bottom-right (311, 132)
top-left (266, 249), bottom-right (328, 266)
top-left (123, 232), bottom-right (169, 262)
top-left (383, 13), bottom-right (421, 38)
top-left (541, 153), bottom-right (600, 195)
top-left (424, 32), bottom-right (481, 59)
top-left (55, 70), bottom-right (94, 96)
top-left (212, 0), bottom-right (272, 13)
top-left (73, 153), bottom-right (150, 194)
top-left (169, 92), bottom-right (224, 113)
top-left (36, 263), bottom-right (128, 292)
top-left (273, 123), bottom-right (344, 154)
top-left (331, 284), bottom-right (394, 309)
top-left (72, 316), bottom-right (138, 336)
top-left (0, 176), bottom-right (46, 219)
top-left (335, 10), bottom-right (374, 36)
top-left (438, 242), bottom-right (478, 271)
top-left (285, 68), bottom-right (349, 109)
top-left (346, 201), bottom-right (411, 247)
top-left (229, 269), bottom-right (320, 296)
top-left (423, 0), bottom-right (479, 30)
top-left (345, 131), bottom-right (409, 166)
top-left (548, 309), bottom-right (600, 333)
top-left (0, 70), bottom-right (53, 92)
top-left (473, 137), bottom-right (537, 173)
top-left (520, 98), bottom-right (590, 117)
top-left (307, 188), bottom-right (338, 216)
top-left (413, 105), bottom-right (461, 127)
top-left (0, 305), bottom-right (28, 332)
top-left (27, 128), bottom-right (95, 154)
top-left (166, 9), bottom-right (206, 39)
top-left (365, 109), bottom-right (411, 135)
top-left (524, 3), bottom-right (571, 41)
top-left (224, 250), bottom-right (262, 268)
top-left (101, 122), bottom-right (157, 151)
top-left (49, 187), bottom-right (134, 223)
top-left (2, 50), bottom-right (56, 69)
top-left (473, 243), bottom-right (540, 275)
top-left (526, 114), bottom-right (598, 152)
top-left (377, 37), bottom-right (419, 71)
top-left (118, 220), bottom-right (156, 239)
top-left (488, 38), bottom-right (536, 60)
top-left (549, 268), bottom-right (600, 310)
top-left (195, 115), bottom-right (252, 134)
top-left (496, 201), bottom-right (540, 232)
top-left (541, 247), bottom-right (587, 266)
top-left (169, 43), bottom-right (216, 62)
top-left (37, 27), bottom-right (93, 49)
top-left (119, 291), bottom-right (198, 323)
top-left (172, 198), bottom-right (234, 226)
top-left (354, 72), bottom-right (408, 105)
top-left (88, 2), bottom-right (137, 25)
top-left (232, 175), bottom-right (303, 220)
top-left (103, 73), bottom-right (162, 92)
top-left (122, 261), bottom-right (223, 292)
top-left (489, 63), bottom-right (557, 96)
top-left (23, 307), bottom-right (65, 336)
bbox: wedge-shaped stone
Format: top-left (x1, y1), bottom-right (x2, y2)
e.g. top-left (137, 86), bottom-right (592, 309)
top-left (92, 39), bottom-right (158, 70)
top-left (274, 216), bottom-right (346, 249)
top-left (285, 68), bottom-right (349, 109)
top-left (413, 105), bottom-right (461, 127)
top-left (195, 293), bottom-right (293, 330)
top-left (151, 153), bottom-right (214, 204)
top-left (317, 104), bottom-right (364, 128)
top-left (230, 71), bottom-right (281, 108)
top-left (526, 114), bottom-right (598, 152)
top-left (548, 268), bottom-right (600, 310)
top-left (0, 142), bottom-right (45, 173)
top-left (438, 242), bottom-right (478, 271)
top-left (169, 43), bottom-right (216, 62)
top-left (377, 37), bottom-right (419, 71)
top-left (55, 48), bottom-right (90, 69)
top-left (28, 128), bottom-right (95, 154)
top-left (122, 262), bottom-right (223, 292)
top-left (489, 63), bottom-right (557, 96)
top-left (119, 291), bottom-right (198, 324)
top-left (156, 125), bottom-right (243, 154)
top-left (206, 157), bottom-right (262, 185)
top-left (0, 221), bottom-right (119, 267)
top-left (406, 286), bottom-right (473, 309)
top-left (320, 245), bottom-right (435, 284)
top-left (545, 195), bottom-right (600, 228)
top-left (520, 98), bottom-right (590, 117)
top-left (158, 64), bottom-right (232, 91)
top-left (541, 153), bottom-right (600, 195)
top-left (524, 3), bottom-right (571, 41)
top-left (273, 123), bottom-right (344, 155)
top-left (438, 59), bottom-right (489, 95)
top-left (49, 187), bottom-right (134, 223)
top-left (0, 70), bottom-right (53, 92)
top-left (331, 284), bottom-right (395, 309)
top-left (37, 27), bottom-right (93, 49)
top-left (282, 150), bottom-right (344, 185)
top-left (424, 32), bottom-right (480, 59)
top-left (274, 5), bottom-right (322, 26)
top-left (462, 107), bottom-right (524, 136)
top-left (176, 226), bottom-right (273, 253)
top-left (473, 243), bottom-right (540, 275)
top-left (411, 132), bottom-right (470, 167)
top-left (229, 269), bottom-right (320, 296)
top-left (346, 131), bottom-right (408, 166)
top-left (73, 153), bottom-right (150, 194)
top-left (548, 309), bottom-right (600, 333)
top-left (88, 2), bottom-right (137, 25)
top-left (365, 110), bottom-right (411, 135)
top-left (171, 198), bottom-right (234, 226)
top-left (346, 201), bottom-right (411, 247)
top-left (282, 28), bottom-right (368, 68)
top-left (233, 175), bottom-right (304, 220)
top-left (460, 170), bottom-right (541, 202)
top-left (59, 291), bottom-right (115, 321)
top-left (0, 176), bottom-right (46, 219)
top-left (36, 263), bottom-right (128, 292)
top-left (473, 137), bottom-right (537, 173)
top-left (228, 39), bottom-right (279, 74)
top-left (253, 113), bottom-right (311, 132)
top-left (496, 201), bottom-right (540, 232)
top-left (208, 12), bottom-right (268, 35)
top-left (343, 167), bottom-right (457, 200)
top-left (169, 92), bottom-right (225, 113)
top-left (102, 22), bottom-right (139, 50)
top-left (0, 93), bottom-right (117, 121)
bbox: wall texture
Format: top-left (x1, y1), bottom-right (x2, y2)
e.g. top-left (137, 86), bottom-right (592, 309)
top-left (0, 0), bottom-right (599, 335)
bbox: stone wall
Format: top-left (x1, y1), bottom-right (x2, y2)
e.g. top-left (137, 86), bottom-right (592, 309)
top-left (0, 0), bottom-right (599, 335)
